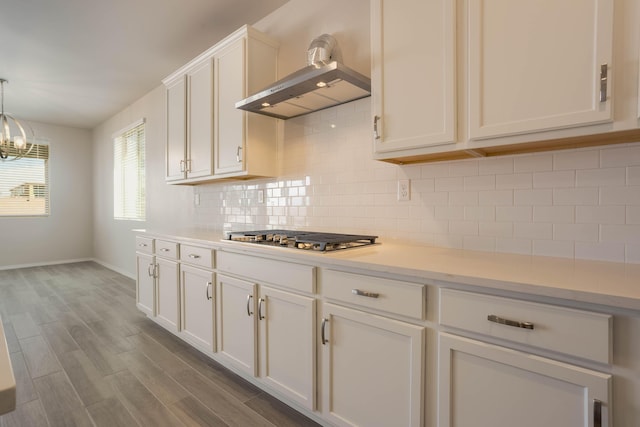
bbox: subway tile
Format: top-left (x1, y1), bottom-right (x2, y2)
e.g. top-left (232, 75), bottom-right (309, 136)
top-left (449, 160), bottom-right (479, 177)
top-left (449, 221), bottom-right (479, 235)
top-left (576, 206), bottom-right (625, 224)
top-left (479, 157), bottom-right (514, 175)
top-left (495, 238), bottom-right (533, 255)
top-left (479, 222), bottom-right (513, 238)
top-left (513, 153), bottom-right (553, 173)
top-left (575, 241), bottom-right (625, 263)
top-left (576, 168), bottom-right (626, 187)
top-left (435, 206), bottom-right (465, 221)
top-left (533, 171), bottom-right (575, 188)
top-left (463, 236), bottom-right (496, 252)
top-left (422, 219), bottom-right (450, 234)
top-left (600, 144), bottom-right (640, 167)
top-left (600, 224), bottom-right (640, 244)
top-left (514, 223), bottom-right (553, 239)
top-left (627, 243), bottom-right (640, 264)
top-left (553, 223), bottom-right (598, 242)
top-left (496, 206), bottom-right (532, 222)
top-left (628, 206), bottom-right (640, 224)
top-left (599, 186), bottom-right (640, 205)
top-left (479, 190), bottom-right (513, 206)
top-left (533, 240), bottom-right (574, 258)
top-left (628, 166), bottom-right (640, 186)
top-left (421, 163), bottom-right (450, 178)
top-left (514, 189), bottom-right (553, 206)
top-left (496, 173), bottom-right (532, 190)
top-left (464, 206), bottom-right (496, 221)
top-left (435, 176), bottom-right (464, 191)
top-left (533, 206), bottom-right (575, 223)
top-left (553, 188), bottom-right (598, 205)
top-left (449, 191), bottom-right (479, 206)
top-left (464, 175), bottom-right (495, 191)
top-left (553, 149), bottom-right (599, 170)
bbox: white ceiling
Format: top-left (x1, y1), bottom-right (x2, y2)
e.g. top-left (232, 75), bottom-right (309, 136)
top-left (0, 0), bottom-right (289, 129)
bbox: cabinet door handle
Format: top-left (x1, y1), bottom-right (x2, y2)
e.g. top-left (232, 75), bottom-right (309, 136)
top-left (206, 282), bottom-right (212, 300)
top-left (147, 263), bottom-right (154, 277)
top-left (352, 289), bottom-right (379, 298)
top-left (186, 159), bottom-right (192, 172)
top-left (188, 254), bottom-right (200, 259)
top-left (599, 63), bottom-right (608, 103)
top-left (180, 160), bottom-right (185, 172)
top-left (373, 115), bottom-right (381, 140)
top-left (258, 298), bottom-right (265, 320)
top-left (594, 399), bottom-right (602, 427)
top-left (138, 243), bottom-right (147, 247)
top-left (159, 248), bottom-right (170, 252)
top-left (236, 146), bottom-right (242, 163)
top-left (246, 294), bottom-right (253, 316)
top-left (321, 318), bottom-right (329, 345)
top-left (487, 314), bottom-right (534, 330)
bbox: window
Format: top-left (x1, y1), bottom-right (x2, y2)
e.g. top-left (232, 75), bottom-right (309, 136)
top-left (0, 142), bottom-right (50, 216)
top-left (114, 119), bottom-right (145, 220)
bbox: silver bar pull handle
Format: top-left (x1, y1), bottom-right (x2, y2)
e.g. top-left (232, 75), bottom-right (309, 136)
top-left (159, 248), bottom-right (170, 252)
top-left (352, 289), bottom-right (379, 299)
top-left (487, 314), bottom-right (534, 330)
top-left (206, 282), bottom-right (212, 300)
top-left (600, 64), bottom-right (608, 103)
top-left (258, 298), bottom-right (265, 320)
top-left (180, 160), bottom-right (185, 172)
top-left (373, 115), bottom-right (381, 140)
top-left (138, 243), bottom-right (147, 247)
top-left (188, 254), bottom-right (200, 259)
top-left (321, 318), bottom-right (329, 345)
top-left (236, 146), bottom-right (242, 163)
top-left (594, 399), bottom-right (602, 427)
top-left (147, 263), bottom-right (154, 277)
top-left (246, 294), bottom-right (253, 316)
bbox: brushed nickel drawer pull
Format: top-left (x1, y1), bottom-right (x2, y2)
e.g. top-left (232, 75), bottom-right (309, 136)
top-left (321, 318), bottom-right (329, 345)
top-left (188, 254), bottom-right (201, 259)
top-left (258, 298), bottom-right (265, 320)
top-left (246, 294), bottom-right (253, 316)
top-left (594, 399), bottom-right (602, 427)
top-left (487, 314), bottom-right (534, 330)
top-left (352, 289), bottom-right (379, 298)
top-left (206, 282), bottom-right (212, 301)
top-left (138, 243), bottom-right (147, 247)
top-left (159, 248), bottom-right (170, 252)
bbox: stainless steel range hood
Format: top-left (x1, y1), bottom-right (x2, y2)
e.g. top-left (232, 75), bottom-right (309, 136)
top-left (235, 34), bottom-right (371, 120)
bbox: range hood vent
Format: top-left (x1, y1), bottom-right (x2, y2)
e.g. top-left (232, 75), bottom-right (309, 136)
top-left (235, 34), bottom-right (371, 120)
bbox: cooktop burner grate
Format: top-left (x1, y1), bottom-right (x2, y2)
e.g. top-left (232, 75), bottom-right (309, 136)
top-left (227, 230), bottom-right (378, 251)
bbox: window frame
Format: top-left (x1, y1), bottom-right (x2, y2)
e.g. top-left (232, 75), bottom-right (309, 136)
top-left (113, 118), bottom-right (146, 221)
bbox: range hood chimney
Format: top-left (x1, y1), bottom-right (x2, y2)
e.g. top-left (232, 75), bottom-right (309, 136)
top-left (235, 34), bottom-right (371, 120)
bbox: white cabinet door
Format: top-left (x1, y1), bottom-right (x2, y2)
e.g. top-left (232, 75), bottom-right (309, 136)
top-left (136, 253), bottom-right (155, 317)
top-left (214, 37), bottom-right (245, 176)
top-left (155, 257), bottom-right (179, 332)
top-left (372, 0), bottom-right (456, 156)
top-left (165, 77), bottom-right (187, 181)
top-left (438, 333), bottom-right (611, 427)
top-left (216, 274), bottom-right (257, 375)
top-left (186, 59), bottom-right (214, 179)
top-left (321, 303), bottom-right (424, 427)
top-left (468, 0), bottom-right (614, 139)
top-left (258, 286), bottom-right (316, 410)
top-left (180, 264), bottom-right (215, 352)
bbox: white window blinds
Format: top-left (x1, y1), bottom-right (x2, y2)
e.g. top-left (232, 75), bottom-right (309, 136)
top-left (114, 120), bottom-right (145, 221)
top-left (0, 143), bottom-right (50, 216)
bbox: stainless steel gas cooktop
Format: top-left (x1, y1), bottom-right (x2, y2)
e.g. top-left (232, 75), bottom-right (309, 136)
top-left (227, 229), bottom-right (378, 252)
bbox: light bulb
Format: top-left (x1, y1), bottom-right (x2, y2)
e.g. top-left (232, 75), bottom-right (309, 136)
top-left (14, 135), bottom-right (26, 150)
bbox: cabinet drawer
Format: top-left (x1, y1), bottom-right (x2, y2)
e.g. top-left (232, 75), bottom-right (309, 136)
top-left (216, 251), bottom-right (315, 293)
top-left (135, 236), bottom-right (154, 255)
top-left (322, 270), bottom-right (425, 320)
top-left (439, 288), bottom-right (612, 364)
top-left (180, 244), bottom-right (215, 269)
top-left (155, 240), bottom-right (179, 260)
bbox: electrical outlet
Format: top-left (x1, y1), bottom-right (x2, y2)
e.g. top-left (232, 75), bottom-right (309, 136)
top-left (397, 179), bottom-right (410, 201)
top-left (258, 190), bottom-right (264, 204)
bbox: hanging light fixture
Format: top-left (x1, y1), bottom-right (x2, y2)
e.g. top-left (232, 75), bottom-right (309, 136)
top-left (0, 78), bottom-right (34, 160)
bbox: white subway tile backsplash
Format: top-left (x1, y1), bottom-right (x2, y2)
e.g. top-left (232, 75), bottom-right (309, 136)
top-left (194, 100), bottom-right (640, 263)
top-left (576, 168), bottom-right (626, 187)
top-left (553, 149), bottom-right (599, 170)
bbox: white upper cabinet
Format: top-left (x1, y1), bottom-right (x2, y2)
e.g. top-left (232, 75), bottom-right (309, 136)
top-left (371, 0), bottom-right (456, 158)
top-left (468, 0), bottom-right (614, 140)
top-left (163, 25), bottom-right (279, 184)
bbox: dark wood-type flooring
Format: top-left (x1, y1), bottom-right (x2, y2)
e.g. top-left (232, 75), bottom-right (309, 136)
top-left (0, 262), bottom-right (321, 427)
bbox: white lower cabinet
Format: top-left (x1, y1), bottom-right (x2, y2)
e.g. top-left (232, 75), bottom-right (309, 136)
top-left (438, 333), bottom-right (611, 427)
top-left (135, 252), bottom-right (155, 317)
top-left (155, 253), bottom-right (180, 332)
top-left (320, 302), bottom-right (425, 427)
top-left (180, 264), bottom-right (215, 351)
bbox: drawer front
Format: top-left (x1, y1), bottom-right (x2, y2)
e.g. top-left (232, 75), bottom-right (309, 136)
top-left (322, 269), bottom-right (425, 320)
top-left (439, 288), bottom-right (612, 364)
top-left (135, 236), bottom-right (154, 255)
top-left (180, 244), bottom-right (215, 269)
top-left (155, 240), bottom-right (179, 260)
top-left (217, 251), bottom-right (315, 293)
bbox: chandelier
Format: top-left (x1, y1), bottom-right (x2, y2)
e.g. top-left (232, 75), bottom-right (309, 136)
top-left (0, 78), bottom-right (34, 160)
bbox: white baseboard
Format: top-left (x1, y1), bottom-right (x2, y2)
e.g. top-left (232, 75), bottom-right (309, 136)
top-left (0, 258), bottom-right (93, 271)
top-left (91, 259), bottom-right (135, 280)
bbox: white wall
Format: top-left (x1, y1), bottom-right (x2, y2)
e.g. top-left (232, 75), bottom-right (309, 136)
top-left (0, 121), bottom-right (93, 268)
top-left (91, 85), bottom-right (194, 276)
top-left (91, 0), bottom-right (640, 276)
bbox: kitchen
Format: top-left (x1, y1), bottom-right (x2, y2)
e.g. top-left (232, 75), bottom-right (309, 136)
top-left (1, 0), bottom-right (640, 426)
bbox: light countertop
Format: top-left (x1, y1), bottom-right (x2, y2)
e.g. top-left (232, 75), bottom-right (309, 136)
top-left (136, 229), bottom-right (640, 313)
top-left (0, 320), bottom-right (16, 416)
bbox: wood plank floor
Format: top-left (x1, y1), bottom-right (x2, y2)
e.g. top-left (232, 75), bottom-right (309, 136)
top-left (0, 262), bottom-right (321, 427)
